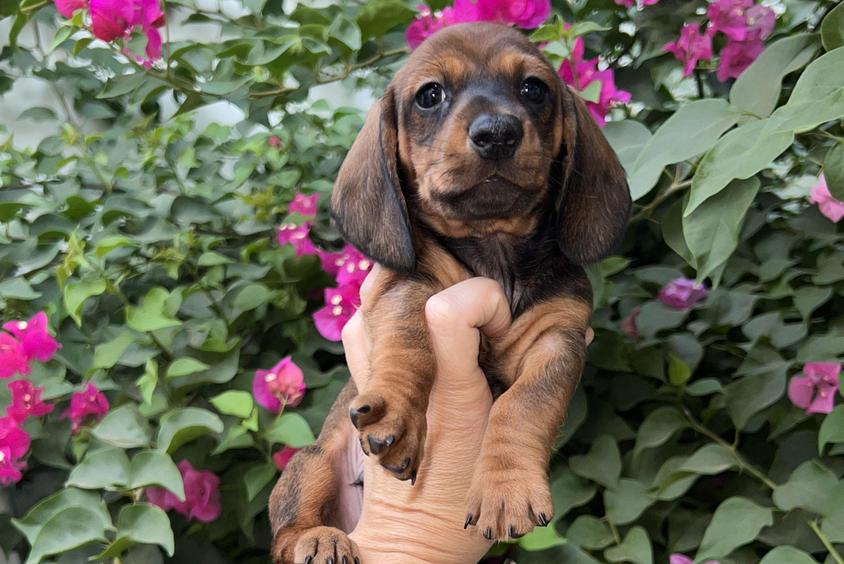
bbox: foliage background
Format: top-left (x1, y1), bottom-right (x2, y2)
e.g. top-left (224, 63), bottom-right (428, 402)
top-left (1, 0), bottom-right (844, 563)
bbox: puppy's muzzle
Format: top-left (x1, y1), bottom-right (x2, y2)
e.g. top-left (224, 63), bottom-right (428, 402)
top-left (468, 113), bottom-right (523, 160)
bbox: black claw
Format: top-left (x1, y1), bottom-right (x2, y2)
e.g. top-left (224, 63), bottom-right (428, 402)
top-left (368, 435), bottom-right (386, 455)
top-left (342, 557), bottom-right (348, 564)
top-left (508, 526), bottom-right (524, 539)
top-left (483, 528), bottom-right (493, 540)
top-left (304, 557), bottom-right (313, 564)
top-left (464, 514), bottom-right (473, 529)
top-left (410, 469), bottom-right (418, 486)
top-left (354, 559), bottom-right (360, 564)
top-left (385, 434), bottom-right (395, 447)
top-left (327, 558), bottom-right (334, 564)
top-left (538, 512), bottom-right (550, 527)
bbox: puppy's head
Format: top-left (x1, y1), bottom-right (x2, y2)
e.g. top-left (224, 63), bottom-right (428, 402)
top-left (331, 22), bottom-right (630, 273)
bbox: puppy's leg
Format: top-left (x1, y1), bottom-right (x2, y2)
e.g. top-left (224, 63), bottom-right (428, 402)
top-left (465, 298), bottom-right (591, 541)
top-left (270, 380), bottom-right (363, 564)
top-left (349, 277), bottom-right (437, 483)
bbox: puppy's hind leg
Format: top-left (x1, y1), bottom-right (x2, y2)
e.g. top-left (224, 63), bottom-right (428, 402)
top-left (269, 380), bottom-right (363, 564)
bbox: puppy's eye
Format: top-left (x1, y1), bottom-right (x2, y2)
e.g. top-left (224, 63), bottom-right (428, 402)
top-left (415, 82), bottom-right (445, 109)
top-left (520, 77), bottom-right (548, 104)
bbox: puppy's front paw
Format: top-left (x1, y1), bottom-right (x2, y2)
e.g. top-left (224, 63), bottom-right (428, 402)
top-left (349, 389), bottom-right (426, 483)
top-left (272, 526), bottom-right (360, 564)
top-left (464, 463), bottom-right (553, 542)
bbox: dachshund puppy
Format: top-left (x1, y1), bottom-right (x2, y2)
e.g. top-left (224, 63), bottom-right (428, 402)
top-left (269, 21), bottom-right (630, 563)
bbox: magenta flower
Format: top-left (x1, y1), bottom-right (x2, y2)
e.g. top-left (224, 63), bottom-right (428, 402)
top-left (406, 0), bottom-right (480, 49)
top-left (66, 382), bottom-right (110, 433)
top-left (744, 4), bottom-right (776, 41)
top-left (318, 244), bottom-right (365, 277)
top-left (707, 0), bottom-right (755, 41)
top-left (614, 0), bottom-right (659, 8)
top-left (276, 222), bottom-right (317, 256)
top-left (54, 0), bottom-right (88, 18)
top-left (670, 555), bottom-right (719, 564)
top-left (475, 0), bottom-right (551, 28)
top-left (657, 278), bottom-right (708, 310)
top-left (558, 38), bottom-right (631, 126)
top-left (621, 307), bottom-right (641, 340)
top-left (253, 357), bottom-right (306, 413)
top-left (665, 23), bottom-right (714, 77)
top-left (0, 445), bottom-right (26, 485)
top-left (810, 175), bottom-right (844, 223)
top-left (273, 446), bottom-right (299, 471)
top-left (288, 193), bottom-right (319, 217)
top-left (90, 0), bottom-right (165, 62)
top-left (313, 286), bottom-right (359, 342)
top-left (3, 312), bottom-right (61, 363)
top-left (148, 460), bottom-right (221, 523)
top-left (0, 416), bottom-right (31, 460)
top-left (0, 333), bottom-right (30, 379)
top-left (716, 38), bottom-right (764, 81)
top-left (7, 380), bottom-right (54, 422)
top-left (336, 254), bottom-right (372, 288)
top-left (788, 362), bottom-right (840, 415)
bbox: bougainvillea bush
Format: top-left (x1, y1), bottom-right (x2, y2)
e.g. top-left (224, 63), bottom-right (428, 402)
top-left (1, 0), bottom-right (844, 562)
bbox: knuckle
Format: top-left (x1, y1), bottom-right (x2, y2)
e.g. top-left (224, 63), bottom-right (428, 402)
top-left (340, 312), bottom-right (363, 345)
top-left (424, 294), bottom-right (457, 328)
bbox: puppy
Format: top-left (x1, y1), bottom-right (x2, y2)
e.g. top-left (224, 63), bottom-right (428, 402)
top-left (268, 21), bottom-right (630, 564)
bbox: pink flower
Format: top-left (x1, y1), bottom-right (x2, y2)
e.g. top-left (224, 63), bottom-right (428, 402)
top-left (810, 175), bottom-right (844, 223)
top-left (3, 312), bottom-right (61, 363)
top-left (406, 0), bottom-right (480, 49)
top-left (0, 445), bottom-right (26, 485)
top-left (621, 307), bottom-right (640, 340)
top-left (268, 135), bottom-right (282, 148)
top-left (273, 446), bottom-right (299, 471)
top-left (716, 37), bottom-right (764, 81)
top-left (744, 4), bottom-right (776, 41)
top-left (147, 460), bottom-right (221, 523)
top-left (665, 23), bottom-right (714, 77)
top-left (7, 380), bottom-right (54, 422)
top-left (66, 382), bottom-right (110, 433)
top-left (276, 222), bottom-right (317, 256)
top-left (0, 333), bottom-right (30, 379)
top-left (54, 0), bottom-right (87, 18)
top-left (558, 38), bottom-right (631, 126)
top-left (475, 0), bottom-right (551, 28)
top-left (614, 0), bottom-right (659, 8)
top-left (253, 357), bottom-right (306, 413)
top-left (288, 193), bottom-right (319, 217)
top-left (90, 0), bottom-right (165, 62)
top-left (788, 362), bottom-right (840, 415)
top-left (707, 0), bottom-right (755, 41)
top-left (670, 556), bottom-right (719, 564)
top-left (313, 286), bottom-right (360, 342)
top-left (657, 278), bottom-right (708, 310)
top-left (318, 244), bottom-right (365, 277)
top-left (0, 416), bottom-right (31, 459)
top-left (336, 254), bottom-right (372, 288)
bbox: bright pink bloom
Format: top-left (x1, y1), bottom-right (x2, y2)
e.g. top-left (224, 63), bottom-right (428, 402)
top-left (66, 382), bottom-right (110, 433)
top-left (744, 4), bottom-right (776, 41)
top-left (810, 175), bottom-right (844, 223)
top-left (0, 416), bottom-right (31, 459)
top-left (253, 357), bottom-right (306, 413)
top-left (147, 460), bottom-right (221, 523)
top-left (559, 38), bottom-right (631, 126)
top-left (788, 362), bottom-right (840, 415)
top-left (707, 0), bottom-right (755, 41)
top-left (0, 333), bottom-right (30, 379)
top-left (621, 307), bottom-right (640, 340)
top-left (670, 556), bottom-right (719, 564)
top-left (273, 446), bottom-right (299, 471)
top-left (406, 0), bottom-right (480, 49)
top-left (665, 23), bottom-right (714, 76)
top-left (318, 244), bottom-right (365, 278)
top-left (3, 312), bottom-right (61, 363)
top-left (268, 135), bottom-right (282, 148)
top-left (614, 0), bottom-right (659, 8)
top-left (336, 254), bottom-right (373, 288)
top-left (657, 278), bottom-right (708, 310)
top-left (0, 445), bottom-right (25, 485)
top-left (313, 286), bottom-right (359, 342)
top-left (7, 380), bottom-right (54, 422)
top-left (90, 0), bottom-right (165, 62)
top-left (475, 0), bottom-right (551, 28)
top-left (54, 0), bottom-right (87, 18)
top-left (277, 222), bottom-right (317, 256)
top-left (716, 38), bottom-right (764, 81)
top-left (288, 193), bottom-right (319, 217)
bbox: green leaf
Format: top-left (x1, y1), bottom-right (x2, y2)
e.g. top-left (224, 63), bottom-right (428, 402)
top-left (98, 73), bottom-right (147, 98)
top-left (157, 407), bottom-right (224, 453)
top-left (628, 100), bottom-right (740, 200)
top-left (99, 504), bottom-right (175, 558)
top-left (0, 277), bottom-right (41, 300)
top-left (822, 1), bottom-right (844, 51)
top-left (604, 526), bottom-right (652, 564)
top-left (92, 330), bottom-right (136, 370)
top-left (550, 467), bottom-right (597, 520)
top-left (92, 404), bottom-right (153, 449)
top-left (566, 515), bottom-right (613, 550)
top-left (569, 435), bottom-right (621, 488)
top-left (772, 460), bottom-right (838, 514)
top-left (819, 405), bottom-right (844, 454)
top-left (604, 479), bottom-right (653, 525)
top-left (823, 141), bottom-right (844, 201)
top-left (794, 286), bottom-right (833, 319)
top-left (127, 450), bottom-right (185, 501)
top-left (604, 120), bottom-right (653, 175)
top-left (66, 447), bottom-right (130, 490)
top-left (127, 287), bottom-right (181, 332)
top-left (210, 390), bottom-right (254, 418)
top-left (677, 443), bottom-right (736, 475)
top-left (165, 357), bottom-right (210, 378)
top-left (633, 406), bottom-right (688, 458)
top-left (724, 366), bottom-right (786, 430)
top-left (518, 525), bottom-right (568, 551)
top-left (730, 34), bottom-right (819, 117)
top-left (760, 546), bottom-right (819, 564)
top-left (668, 354), bottom-right (692, 386)
top-left (357, 0), bottom-right (415, 40)
top-left (686, 119), bottom-right (793, 216)
top-left (788, 46), bottom-right (844, 104)
top-left (63, 277), bottom-right (107, 326)
top-left (695, 497), bottom-right (773, 562)
top-left (328, 15), bottom-right (361, 50)
top-left (233, 282), bottom-right (273, 311)
top-left (12, 489), bottom-right (110, 546)
top-left (683, 177), bottom-right (760, 281)
top-left (821, 482), bottom-right (844, 543)
top-left (137, 359), bottom-right (158, 406)
top-left (266, 413), bottom-right (316, 448)
top-left (24, 507), bottom-right (109, 564)
top-left (244, 463), bottom-right (277, 502)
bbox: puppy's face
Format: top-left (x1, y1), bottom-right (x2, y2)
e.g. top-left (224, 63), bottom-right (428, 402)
top-left (393, 23), bottom-right (564, 237)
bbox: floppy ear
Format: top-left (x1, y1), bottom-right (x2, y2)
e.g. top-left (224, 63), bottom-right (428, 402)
top-left (554, 85), bottom-right (631, 265)
top-left (330, 89), bottom-right (415, 272)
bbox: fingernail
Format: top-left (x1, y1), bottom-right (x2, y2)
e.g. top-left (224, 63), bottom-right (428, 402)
top-left (464, 513), bottom-right (473, 529)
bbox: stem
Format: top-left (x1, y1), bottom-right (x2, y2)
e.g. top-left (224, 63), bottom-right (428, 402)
top-left (808, 520), bottom-right (844, 564)
top-left (630, 179), bottom-right (692, 223)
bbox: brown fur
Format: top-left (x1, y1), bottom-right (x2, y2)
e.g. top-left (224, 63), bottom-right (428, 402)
top-left (269, 21), bottom-right (630, 561)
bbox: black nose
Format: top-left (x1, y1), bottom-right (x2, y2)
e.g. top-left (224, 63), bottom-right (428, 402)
top-left (468, 114), bottom-right (523, 160)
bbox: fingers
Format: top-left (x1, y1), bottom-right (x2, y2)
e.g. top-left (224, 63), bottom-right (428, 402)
top-left (341, 312), bottom-right (371, 390)
top-left (586, 327), bottom-right (595, 346)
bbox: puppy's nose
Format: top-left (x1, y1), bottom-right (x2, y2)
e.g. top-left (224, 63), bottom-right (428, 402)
top-left (468, 114), bottom-right (523, 160)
